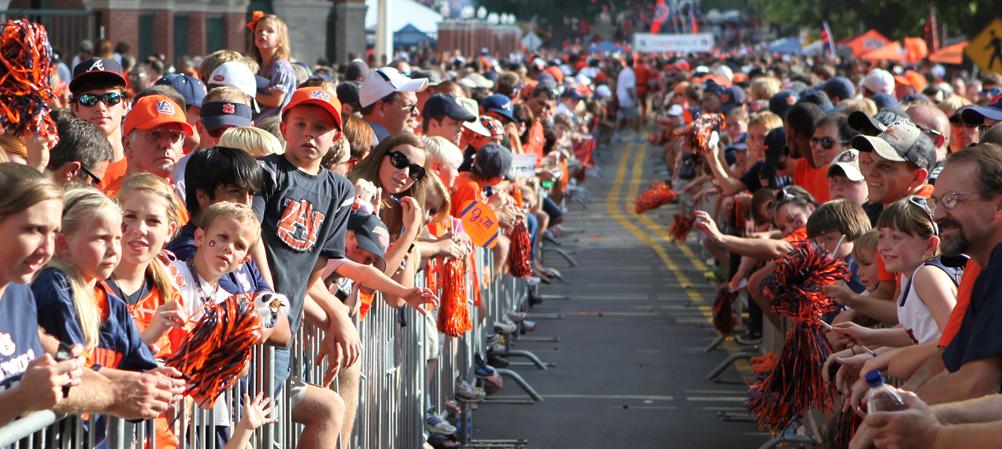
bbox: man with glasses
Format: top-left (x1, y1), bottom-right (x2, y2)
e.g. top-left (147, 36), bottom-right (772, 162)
top-left (358, 67), bottom-right (428, 143)
top-left (68, 57), bottom-right (130, 190)
top-left (46, 115), bottom-right (113, 186)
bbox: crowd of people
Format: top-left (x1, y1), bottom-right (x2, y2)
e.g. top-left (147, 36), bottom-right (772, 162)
top-left (0, 11), bottom-right (606, 449)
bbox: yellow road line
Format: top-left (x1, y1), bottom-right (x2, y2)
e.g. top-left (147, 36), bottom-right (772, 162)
top-left (606, 142), bottom-right (751, 380)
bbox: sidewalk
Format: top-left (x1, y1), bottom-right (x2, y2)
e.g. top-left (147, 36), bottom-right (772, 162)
top-left (472, 138), bottom-right (765, 448)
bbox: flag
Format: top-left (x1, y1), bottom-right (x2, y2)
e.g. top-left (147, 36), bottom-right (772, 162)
top-left (821, 21), bottom-right (836, 56)
top-left (689, 5), bottom-right (698, 34)
top-left (650, 0), bottom-right (671, 34)
top-left (924, 8), bottom-right (940, 53)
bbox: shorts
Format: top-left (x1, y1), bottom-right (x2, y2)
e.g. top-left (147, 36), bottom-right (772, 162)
top-left (424, 312), bottom-right (440, 360)
top-left (617, 105), bottom-right (639, 120)
top-left (287, 376), bottom-right (309, 409)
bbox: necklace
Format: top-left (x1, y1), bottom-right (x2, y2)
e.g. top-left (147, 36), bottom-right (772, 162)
top-left (108, 275), bottom-right (149, 306)
top-left (186, 259), bottom-right (221, 305)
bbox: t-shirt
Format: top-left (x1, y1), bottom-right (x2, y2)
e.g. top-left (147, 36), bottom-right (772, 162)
top-left (0, 284), bottom-right (45, 391)
top-left (793, 157), bottom-right (831, 203)
top-left (32, 268), bottom-right (157, 371)
top-left (939, 260), bottom-right (980, 347)
top-left (523, 121), bottom-right (546, 164)
top-left (616, 67), bottom-right (636, 109)
top-left (862, 202), bottom-right (883, 227)
top-left (942, 242), bottom-right (1002, 372)
top-left (98, 157), bottom-right (128, 192)
top-left (450, 172), bottom-right (485, 218)
top-left (634, 65), bottom-right (652, 95)
top-left (255, 59), bottom-right (297, 121)
top-left (167, 223), bottom-right (273, 296)
top-left (252, 154), bottom-right (354, 333)
top-left (739, 160), bottom-right (791, 192)
top-left (108, 275), bottom-right (186, 359)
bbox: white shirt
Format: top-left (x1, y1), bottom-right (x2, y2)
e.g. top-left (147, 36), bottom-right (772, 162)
top-left (897, 267), bottom-right (943, 345)
top-left (616, 67), bottom-right (636, 108)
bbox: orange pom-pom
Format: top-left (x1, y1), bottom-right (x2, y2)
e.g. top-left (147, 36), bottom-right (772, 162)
top-left (438, 258), bottom-right (473, 336)
top-left (667, 212), bottom-right (695, 241)
top-left (0, 20), bottom-right (58, 143)
top-left (634, 182), bottom-right (678, 214)
top-left (507, 222), bottom-right (532, 277)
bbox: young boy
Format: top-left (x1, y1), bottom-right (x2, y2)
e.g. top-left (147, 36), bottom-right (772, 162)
top-left (68, 57), bottom-right (130, 190)
top-left (250, 86), bottom-right (437, 449)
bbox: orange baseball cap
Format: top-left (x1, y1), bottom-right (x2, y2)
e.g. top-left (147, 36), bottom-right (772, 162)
top-left (123, 95), bottom-right (194, 136)
top-left (281, 87), bottom-right (343, 131)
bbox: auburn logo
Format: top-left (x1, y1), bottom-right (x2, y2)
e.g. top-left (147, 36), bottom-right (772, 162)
top-left (276, 199), bottom-right (326, 251)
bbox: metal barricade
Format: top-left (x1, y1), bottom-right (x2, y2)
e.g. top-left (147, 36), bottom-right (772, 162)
top-left (0, 247), bottom-right (511, 449)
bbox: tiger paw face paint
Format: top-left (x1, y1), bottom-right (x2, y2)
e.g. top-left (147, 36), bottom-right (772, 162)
top-left (208, 239), bottom-right (217, 247)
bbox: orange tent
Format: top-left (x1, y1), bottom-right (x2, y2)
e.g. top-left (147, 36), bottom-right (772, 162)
top-left (838, 29), bottom-right (892, 57)
top-left (862, 41), bottom-right (904, 62)
top-left (904, 37), bottom-right (929, 63)
top-left (929, 41), bottom-right (969, 64)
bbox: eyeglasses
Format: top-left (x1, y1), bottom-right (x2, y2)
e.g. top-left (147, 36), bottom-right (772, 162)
top-left (139, 128), bottom-right (185, 143)
top-left (79, 165), bottom-right (101, 186)
top-left (907, 195), bottom-right (938, 235)
top-left (73, 92), bottom-right (124, 107)
top-left (386, 150), bottom-right (425, 181)
top-left (810, 136), bottom-right (849, 150)
top-left (775, 186), bottom-right (799, 202)
top-left (927, 191), bottom-right (978, 211)
top-left (914, 125), bottom-right (943, 140)
top-left (398, 101), bottom-right (419, 115)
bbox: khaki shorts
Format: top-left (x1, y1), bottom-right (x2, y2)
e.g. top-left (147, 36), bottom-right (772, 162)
top-left (287, 376), bottom-right (308, 409)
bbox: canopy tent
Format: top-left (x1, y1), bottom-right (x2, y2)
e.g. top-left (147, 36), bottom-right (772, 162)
top-left (929, 40), bottom-right (968, 65)
top-left (903, 37), bottom-right (929, 63)
top-left (394, 24), bottom-right (433, 47)
top-left (861, 41), bottom-right (903, 62)
top-left (589, 40), bottom-right (624, 54)
top-left (365, 0), bottom-right (443, 35)
top-left (768, 37), bottom-right (802, 55)
top-left (838, 29), bottom-right (891, 57)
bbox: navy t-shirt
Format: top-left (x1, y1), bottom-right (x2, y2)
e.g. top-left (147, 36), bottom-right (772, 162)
top-left (32, 268), bottom-right (156, 371)
top-left (253, 154), bottom-right (354, 333)
top-left (943, 242), bottom-right (1002, 372)
top-left (0, 284), bottom-right (44, 391)
top-left (739, 160), bottom-right (792, 193)
top-left (167, 223), bottom-right (273, 296)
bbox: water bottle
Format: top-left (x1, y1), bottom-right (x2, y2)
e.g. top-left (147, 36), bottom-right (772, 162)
top-left (865, 370), bottom-right (908, 412)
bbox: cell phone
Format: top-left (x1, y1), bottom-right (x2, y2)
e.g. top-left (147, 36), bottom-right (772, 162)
top-left (54, 341), bottom-right (74, 398)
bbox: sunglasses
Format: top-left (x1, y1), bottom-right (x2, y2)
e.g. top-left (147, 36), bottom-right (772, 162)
top-left (80, 165), bottom-right (101, 186)
top-left (386, 150), bottom-right (425, 181)
top-left (74, 92), bottom-right (124, 107)
top-left (907, 195), bottom-right (939, 236)
top-left (810, 136), bottom-right (848, 150)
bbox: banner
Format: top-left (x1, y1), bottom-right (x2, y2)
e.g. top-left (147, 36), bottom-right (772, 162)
top-left (633, 33), bottom-right (714, 53)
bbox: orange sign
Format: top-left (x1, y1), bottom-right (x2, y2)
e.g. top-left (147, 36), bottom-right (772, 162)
top-left (967, 19), bottom-right (1002, 73)
top-left (459, 200), bottom-right (500, 249)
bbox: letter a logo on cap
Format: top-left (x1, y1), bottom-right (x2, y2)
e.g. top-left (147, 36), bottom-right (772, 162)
top-left (88, 59), bottom-right (105, 72)
top-left (310, 89), bottom-right (330, 101)
top-left (222, 103), bottom-right (235, 114)
top-left (156, 100), bottom-right (176, 115)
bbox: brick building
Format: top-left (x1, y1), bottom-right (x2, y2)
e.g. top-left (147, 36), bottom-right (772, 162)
top-left (0, 0), bottom-right (366, 67)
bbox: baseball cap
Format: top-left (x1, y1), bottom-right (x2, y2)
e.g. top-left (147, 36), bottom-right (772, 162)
top-left (871, 93), bottom-right (899, 111)
top-left (422, 94), bottom-right (476, 122)
top-left (561, 87), bottom-right (586, 101)
top-left (458, 72), bottom-right (495, 90)
top-left (703, 79), bottom-right (725, 97)
top-left (344, 59), bottom-right (370, 82)
top-left (797, 88), bottom-right (834, 113)
top-left (720, 85), bottom-right (746, 114)
top-left (155, 74), bottom-right (207, 108)
top-left (769, 91), bottom-right (799, 118)
top-left (201, 101), bottom-right (253, 132)
top-left (123, 95), bottom-right (194, 137)
top-left (862, 68), bottom-right (895, 95)
top-left (358, 67), bottom-right (428, 108)
top-left (281, 87), bottom-right (343, 131)
top-left (208, 62), bottom-right (259, 112)
top-left (481, 94), bottom-right (516, 122)
top-left (472, 143), bottom-right (513, 180)
top-left (336, 81), bottom-right (361, 111)
top-left (456, 97), bottom-right (491, 137)
top-left (827, 149), bottom-right (865, 182)
top-left (819, 76), bottom-right (856, 101)
top-left (852, 120), bottom-right (936, 170)
top-left (666, 104), bottom-right (684, 117)
top-left (347, 212), bottom-right (389, 271)
top-left (962, 94), bottom-right (1002, 124)
top-left (848, 110), bottom-right (911, 136)
top-left (761, 127), bottom-right (788, 178)
top-left (70, 57), bottom-right (127, 93)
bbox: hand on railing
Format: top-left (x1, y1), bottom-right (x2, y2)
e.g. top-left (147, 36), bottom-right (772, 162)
top-left (107, 367), bottom-right (184, 420)
top-left (13, 351), bottom-right (83, 415)
top-left (317, 309), bottom-right (361, 387)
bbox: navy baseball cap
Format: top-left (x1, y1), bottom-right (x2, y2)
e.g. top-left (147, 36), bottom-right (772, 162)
top-left (769, 91), bottom-right (799, 118)
top-left (482, 94), bottom-right (516, 122)
top-left (201, 101), bottom-right (253, 132)
top-left (336, 81), bottom-right (361, 110)
top-left (720, 85), bottom-right (746, 114)
top-left (70, 57), bottom-right (127, 93)
top-left (472, 143), bottom-right (513, 180)
top-left (561, 87), bottom-right (586, 101)
top-left (347, 212), bottom-right (388, 271)
top-left (422, 94), bottom-right (476, 122)
top-left (819, 76), bottom-right (855, 101)
top-left (155, 74), bottom-right (207, 108)
top-left (962, 94), bottom-right (1002, 124)
top-left (871, 93), bottom-right (899, 111)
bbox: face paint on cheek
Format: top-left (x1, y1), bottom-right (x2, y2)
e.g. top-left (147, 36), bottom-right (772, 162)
top-left (208, 239), bottom-right (217, 247)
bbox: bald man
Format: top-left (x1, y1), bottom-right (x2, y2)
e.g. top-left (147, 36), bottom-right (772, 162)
top-left (906, 104), bottom-right (951, 183)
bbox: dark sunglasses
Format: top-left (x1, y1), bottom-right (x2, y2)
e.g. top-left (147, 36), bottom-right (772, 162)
top-left (810, 136), bottom-right (849, 150)
top-left (386, 150), bottom-right (425, 181)
top-left (73, 92), bottom-right (124, 107)
top-left (907, 195), bottom-right (939, 235)
top-left (79, 165), bottom-right (101, 186)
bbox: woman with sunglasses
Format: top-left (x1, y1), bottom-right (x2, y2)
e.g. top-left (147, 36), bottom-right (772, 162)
top-left (349, 132), bottom-right (431, 290)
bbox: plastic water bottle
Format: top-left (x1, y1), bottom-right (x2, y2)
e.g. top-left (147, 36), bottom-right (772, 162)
top-left (865, 370), bottom-right (907, 412)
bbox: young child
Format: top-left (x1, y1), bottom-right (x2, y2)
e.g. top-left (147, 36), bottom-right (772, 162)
top-left (248, 13), bottom-right (297, 121)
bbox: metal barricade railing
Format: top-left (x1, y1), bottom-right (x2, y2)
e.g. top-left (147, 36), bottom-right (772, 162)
top-left (0, 247), bottom-right (515, 449)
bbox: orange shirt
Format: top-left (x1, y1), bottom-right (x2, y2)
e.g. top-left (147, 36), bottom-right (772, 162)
top-left (99, 157), bottom-right (128, 191)
top-left (782, 226), bottom-right (808, 243)
top-left (124, 285), bottom-right (187, 359)
top-left (634, 65), bottom-right (652, 94)
top-left (523, 121), bottom-right (546, 163)
top-left (450, 172), bottom-right (484, 218)
top-left (793, 158), bottom-right (831, 204)
top-left (939, 261), bottom-right (980, 347)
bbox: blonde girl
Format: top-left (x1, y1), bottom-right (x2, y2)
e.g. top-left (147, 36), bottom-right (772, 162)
top-left (247, 13), bottom-right (297, 121)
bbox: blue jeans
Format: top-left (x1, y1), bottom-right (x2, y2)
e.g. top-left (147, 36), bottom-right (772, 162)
top-left (525, 212), bottom-right (539, 262)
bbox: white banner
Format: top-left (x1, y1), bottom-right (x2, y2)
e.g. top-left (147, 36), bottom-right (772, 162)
top-left (633, 33), bottom-right (715, 53)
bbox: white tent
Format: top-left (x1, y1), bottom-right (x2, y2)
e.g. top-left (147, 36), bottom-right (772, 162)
top-left (365, 0), bottom-right (444, 36)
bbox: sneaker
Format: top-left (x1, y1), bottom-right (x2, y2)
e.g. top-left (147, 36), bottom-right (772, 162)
top-left (526, 276), bottom-right (542, 286)
top-left (507, 311), bottom-right (527, 322)
top-left (487, 353), bottom-right (510, 368)
top-left (425, 414), bottom-right (457, 435)
top-left (485, 334), bottom-right (500, 346)
top-left (455, 379), bottom-right (486, 402)
top-left (520, 320), bottom-right (536, 333)
top-left (494, 320), bottom-right (517, 334)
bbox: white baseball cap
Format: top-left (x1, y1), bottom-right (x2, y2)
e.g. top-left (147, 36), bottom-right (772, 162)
top-left (862, 68), bottom-right (895, 96)
top-left (456, 96), bottom-right (491, 137)
top-left (827, 149), bottom-right (865, 182)
top-left (358, 67), bottom-right (428, 108)
top-left (666, 104), bottom-right (684, 117)
top-left (208, 61), bottom-right (259, 112)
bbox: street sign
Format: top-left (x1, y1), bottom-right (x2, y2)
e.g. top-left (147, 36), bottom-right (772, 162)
top-left (967, 19), bottom-right (1002, 73)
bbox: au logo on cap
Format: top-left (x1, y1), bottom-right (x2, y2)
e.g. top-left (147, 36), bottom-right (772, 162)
top-left (310, 89), bottom-right (330, 101)
top-left (213, 74), bottom-right (225, 82)
top-left (156, 100), bottom-right (176, 115)
top-left (222, 103), bottom-right (235, 114)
